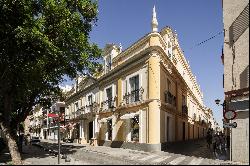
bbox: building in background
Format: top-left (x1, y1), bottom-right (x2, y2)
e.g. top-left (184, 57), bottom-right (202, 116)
top-left (65, 6), bottom-right (214, 151)
top-left (28, 85), bottom-right (70, 141)
top-left (222, 0), bottom-right (249, 163)
top-left (29, 105), bottom-right (43, 139)
top-left (46, 102), bottom-right (66, 141)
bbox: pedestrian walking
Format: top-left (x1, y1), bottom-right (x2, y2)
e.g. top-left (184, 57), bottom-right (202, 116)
top-left (212, 133), bottom-right (219, 153)
top-left (219, 132), bottom-right (226, 151)
top-left (206, 129), bottom-right (212, 148)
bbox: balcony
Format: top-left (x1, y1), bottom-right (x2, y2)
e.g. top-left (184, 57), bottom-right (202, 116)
top-left (65, 115), bottom-right (70, 121)
top-left (75, 108), bottom-right (84, 117)
top-left (164, 91), bottom-right (176, 106)
top-left (100, 98), bottom-right (116, 112)
top-left (193, 113), bottom-right (197, 121)
top-left (182, 105), bottom-right (188, 116)
top-left (122, 87), bottom-right (144, 105)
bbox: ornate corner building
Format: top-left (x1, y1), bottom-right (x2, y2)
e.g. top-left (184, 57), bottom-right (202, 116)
top-left (64, 6), bottom-right (214, 151)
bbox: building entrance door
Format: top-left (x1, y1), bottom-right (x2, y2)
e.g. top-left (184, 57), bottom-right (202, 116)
top-left (182, 122), bottom-right (185, 141)
top-left (166, 116), bottom-right (169, 142)
top-left (88, 121), bottom-right (93, 142)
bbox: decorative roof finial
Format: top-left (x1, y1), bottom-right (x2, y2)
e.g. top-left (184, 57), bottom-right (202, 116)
top-left (119, 43), bottom-right (122, 53)
top-left (151, 5), bottom-right (158, 32)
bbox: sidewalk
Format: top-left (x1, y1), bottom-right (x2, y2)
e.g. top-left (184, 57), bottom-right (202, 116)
top-left (22, 144), bottom-right (91, 165)
top-left (39, 139), bottom-right (245, 165)
top-left (162, 138), bottom-right (229, 160)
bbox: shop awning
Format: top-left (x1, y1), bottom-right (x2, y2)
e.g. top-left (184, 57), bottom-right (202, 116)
top-left (48, 113), bottom-right (58, 118)
top-left (98, 117), bottom-right (112, 123)
top-left (120, 112), bottom-right (139, 119)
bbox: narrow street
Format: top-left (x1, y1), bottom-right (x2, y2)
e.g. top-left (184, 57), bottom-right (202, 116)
top-left (9, 139), bottom-right (242, 165)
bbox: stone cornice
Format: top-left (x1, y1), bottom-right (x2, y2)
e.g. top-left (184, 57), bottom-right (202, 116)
top-left (174, 43), bottom-right (203, 100)
top-left (113, 32), bottom-right (168, 63)
top-left (65, 82), bottom-right (99, 104)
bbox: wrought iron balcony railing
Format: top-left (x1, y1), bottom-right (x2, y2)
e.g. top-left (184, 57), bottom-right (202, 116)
top-left (85, 102), bottom-right (98, 113)
top-left (182, 105), bottom-right (188, 116)
top-left (65, 115), bottom-right (70, 120)
top-left (122, 87), bottom-right (144, 105)
top-left (164, 91), bottom-right (176, 106)
top-left (100, 98), bottom-right (116, 112)
top-left (76, 107), bottom-right (85, 117)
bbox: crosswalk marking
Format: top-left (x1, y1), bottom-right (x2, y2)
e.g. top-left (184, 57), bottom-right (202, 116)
top-left (130, 154), bottom-right (143, 160)
top-left (152, 156), bottom-right (171, 163)
top-left (138, 154), bottom-right (158, 161)
top-left (169, 156), bottom-right (186, 165)
top-left (188, 158), bottom-right (203, 165)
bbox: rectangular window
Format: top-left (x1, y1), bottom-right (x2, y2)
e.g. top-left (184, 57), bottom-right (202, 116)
top-left (107, 119), bottom-right (112, 140)
top-left (106, 56), bottom-right (112, 71)
top-left (106, 87), bottom-right (113, 108)
top-left (75, 102), bottom-right (78, 112)
top-left (182, 95), bottom-right (186, 106)
top-left (167, 79), bottom-right (171, 92)
top-left (88, 95), bottom-right (93, 106)
top-left (129, 75), bottom-right (140, 102)
top-left (131, 115), bottom-right (139, 142)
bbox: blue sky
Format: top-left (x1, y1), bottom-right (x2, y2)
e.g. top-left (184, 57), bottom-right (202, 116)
top-left (63, 0), bottom-right (224, 127)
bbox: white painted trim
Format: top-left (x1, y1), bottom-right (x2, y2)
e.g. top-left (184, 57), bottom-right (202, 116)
top-left (86, 92), bottom-right (95, 105)
top-left (127, 71), bottom-right (141, 93)
top-left (103, 84), bottom-right (115, 101)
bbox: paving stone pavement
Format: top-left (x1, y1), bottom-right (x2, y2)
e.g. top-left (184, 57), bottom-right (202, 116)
top-left (39, 139), bottom-right (246, 165)
top-left (1, 139), bottom-right (248, 165)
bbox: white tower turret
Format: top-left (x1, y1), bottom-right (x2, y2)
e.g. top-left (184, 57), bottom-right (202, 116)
top-left (151, 5), bottom-right (158, 32)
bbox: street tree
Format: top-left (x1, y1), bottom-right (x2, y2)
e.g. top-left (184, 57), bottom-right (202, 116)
top-left (0, 0), bottom-right (101, 164)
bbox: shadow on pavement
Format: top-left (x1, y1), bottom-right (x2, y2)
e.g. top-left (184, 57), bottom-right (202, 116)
top-left (163, 138), bottom-right (229, 161)
top-left (21, 142), bottom-right (85, 162)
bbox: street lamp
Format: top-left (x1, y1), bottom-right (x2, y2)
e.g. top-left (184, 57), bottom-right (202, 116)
top-left (215, 99), bottom-right (221, 105)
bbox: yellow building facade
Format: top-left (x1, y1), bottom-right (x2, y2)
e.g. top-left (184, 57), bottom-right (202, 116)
top-left (65, 6), bottom-right (211, 151)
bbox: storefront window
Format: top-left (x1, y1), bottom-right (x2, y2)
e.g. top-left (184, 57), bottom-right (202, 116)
top-left (131, 115), bottom-right (139, 142)
top-left (107, 119), bottom-right (112, 140)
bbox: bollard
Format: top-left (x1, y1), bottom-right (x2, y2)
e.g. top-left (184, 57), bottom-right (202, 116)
top-left (62, 154), bottom-right (67, 159)
top-left (65, 156), bottom-right (71, 162)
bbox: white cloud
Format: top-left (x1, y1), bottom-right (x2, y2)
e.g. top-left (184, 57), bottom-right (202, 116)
top-left (59, 84), bottom-right (72, 92)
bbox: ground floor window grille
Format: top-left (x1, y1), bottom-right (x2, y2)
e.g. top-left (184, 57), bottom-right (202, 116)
top-left (131, 115), bottom-right (139, 142)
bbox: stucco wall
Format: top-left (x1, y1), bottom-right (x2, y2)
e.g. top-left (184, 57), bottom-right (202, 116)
top-left (231, 111), bottom-right (249, 163)
top-left (223, 0), bottom-right (249, 92)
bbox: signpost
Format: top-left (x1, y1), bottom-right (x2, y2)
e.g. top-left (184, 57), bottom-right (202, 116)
top-left (48, 112), bottom-right (60, 164)
top-left (57, 114), bottom-right (60, 165)
top-left (223, 110), bottom-right (237, 120)
top-left (223, 122), bottom-right (237, 128)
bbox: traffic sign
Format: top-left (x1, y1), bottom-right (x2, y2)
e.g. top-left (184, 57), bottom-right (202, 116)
top-left (223, 110), bottom-right (237, 120)
top-left (223, 122), bottom-right (237, 128)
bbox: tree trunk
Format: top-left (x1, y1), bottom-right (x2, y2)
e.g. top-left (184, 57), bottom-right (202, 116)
top-left (1, 94), bottom-right (22, 165)
top-left (0, 121), bottom-right (23, 165)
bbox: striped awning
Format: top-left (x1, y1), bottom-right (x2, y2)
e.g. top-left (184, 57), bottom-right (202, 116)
top-left (98, 117), bottom-right (112, 123)
top-left (120, 112), bottom-right (139, 119)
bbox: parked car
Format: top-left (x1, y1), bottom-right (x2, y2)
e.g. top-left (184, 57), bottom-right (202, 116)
top-left (30, 136), bottom-right (40, 145)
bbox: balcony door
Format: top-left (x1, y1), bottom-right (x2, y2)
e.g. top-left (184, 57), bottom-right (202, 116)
top-left (106, 87), bottom-right (112, 108)
top-left (88, 121), bottom-right (93, 141)
top-left (129, 75), bottom-right (139, 102)
top-left (88, 95), bottom-right (93, 106)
